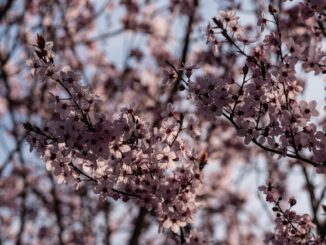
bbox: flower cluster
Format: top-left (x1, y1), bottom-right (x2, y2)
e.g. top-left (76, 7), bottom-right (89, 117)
top-left (25, 36), bottom-right (204, 236)
top-left (259, 183), bottom-right (320, 244)
top-left (175, 6), bottom-right (326, 172)
top-left (15, 1), bottom-right (326, 244)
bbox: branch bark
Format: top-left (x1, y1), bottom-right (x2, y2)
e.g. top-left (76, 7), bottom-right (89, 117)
top-left (128, 207), bottom-right (147, 245)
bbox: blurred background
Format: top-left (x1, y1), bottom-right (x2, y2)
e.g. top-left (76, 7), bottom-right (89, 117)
top-left (0, 0), bottom-right (325, 244)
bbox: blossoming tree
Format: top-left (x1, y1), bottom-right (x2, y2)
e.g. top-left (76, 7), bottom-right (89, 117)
top-left (0, 0), bottom-right (325, 244)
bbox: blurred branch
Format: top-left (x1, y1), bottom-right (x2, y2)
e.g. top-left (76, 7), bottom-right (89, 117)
top-left (76, 28), bottom-right (125, 45)
top-left (15, 179), bottom-right (27, 245)
top-left (301, 166), bottom-right (320, 230)
top-left (0, 0), bottom-right (15, 22)
top-left (49, 174), bottom-right (65, 245)
top-left (166, 0), bottom-right (199, 104)
top-left (128, 207), bottom-right (147, 245)
top-left (15, 150), bottom-right (27, 245)
top-left (104, 202), bottom-right (112, 245)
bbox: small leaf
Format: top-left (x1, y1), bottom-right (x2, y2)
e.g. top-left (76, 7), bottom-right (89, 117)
top-left (212, 17), bottom-right (223, 28)
top-left (268, 4), bottom-right (277, 15)
top-left (35, 50), bottom-right (43, 59)
top-left (322, 205), bottom-right (326, 213)
top-left (37, 34), bottom-right (45, 49)
top-left (199, 151), bottom-right (208, 171)
top-left (23, 122), bottom-right (33, 131)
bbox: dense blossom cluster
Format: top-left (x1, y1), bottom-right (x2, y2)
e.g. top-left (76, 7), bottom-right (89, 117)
top-left (25, 36), bottom-right (205, 240)
top-left (186, 2), bottom-right (326, 172)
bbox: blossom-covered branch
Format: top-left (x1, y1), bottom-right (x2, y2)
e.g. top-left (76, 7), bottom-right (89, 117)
top-left (25, 35), bottom-right (205, 242)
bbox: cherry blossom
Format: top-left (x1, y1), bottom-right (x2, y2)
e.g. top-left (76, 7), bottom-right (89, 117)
top-left (2, 0), bottom-right (326, 244)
